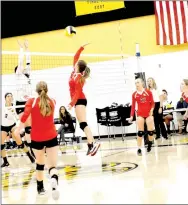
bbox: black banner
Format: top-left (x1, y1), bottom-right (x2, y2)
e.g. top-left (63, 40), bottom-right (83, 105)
top-left (2, 1), bottom-right (154, 38)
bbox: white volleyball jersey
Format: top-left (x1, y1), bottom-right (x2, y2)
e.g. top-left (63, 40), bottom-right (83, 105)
top-left (15, 47), bottom-right (33, 101)
top-left (15, 73), bottom-right (32, 101)
top-left (2, 106), bottom-right (18, 126)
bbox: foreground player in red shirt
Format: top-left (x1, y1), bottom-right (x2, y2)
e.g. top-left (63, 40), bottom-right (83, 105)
top-left (180, 79), bottom-right (188, 120)
top-left (67, 43), bottom-right (100, 156)
top-left (14, 81), bottom-right (59, 199)
top-left (129, 78), bottom-right (155, 156)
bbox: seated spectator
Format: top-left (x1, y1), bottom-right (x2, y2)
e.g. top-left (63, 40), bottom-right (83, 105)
top-left (57, 106), bottom-right (75, 144)
top-left (180, 79), bottom-right (188, 133)
top-left (176, 97), bottom-right (187, 134)
top-left (162, 89), bottom-right (173, 135)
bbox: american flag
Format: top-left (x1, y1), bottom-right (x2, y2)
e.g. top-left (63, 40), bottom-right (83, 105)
top-left (154, 1), bottom-right (188, 45)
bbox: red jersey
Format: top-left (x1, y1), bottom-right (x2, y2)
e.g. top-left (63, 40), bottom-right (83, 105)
top-left (182, 92), bottom-right (188, 103)
top-left (131, 89), bottom-right (155, 118)
top-left (69, 46), bottom-right (86, 107)
top-left (21, 97), bottom-right (57, 142)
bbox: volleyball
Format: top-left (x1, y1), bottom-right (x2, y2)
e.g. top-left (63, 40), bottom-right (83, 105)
top-left (65, 26), bottom-right (76, 37)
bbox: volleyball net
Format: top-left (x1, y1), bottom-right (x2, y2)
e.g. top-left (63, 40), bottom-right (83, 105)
top-left (2, 50), bottom-right (135, 113)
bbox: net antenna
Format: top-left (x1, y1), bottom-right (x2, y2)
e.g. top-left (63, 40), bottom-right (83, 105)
top-left (118, 21), bottom-right (127, 84)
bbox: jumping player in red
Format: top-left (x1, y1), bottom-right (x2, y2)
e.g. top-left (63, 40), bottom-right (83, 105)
top-left (180, 79), bottom-right (188, 120)
top-left (67, 43), bottom-right (100, 156)
top-left (129, 78), bottom-right (155, 156)
top-left (14, 81), bottom-right (59, 199)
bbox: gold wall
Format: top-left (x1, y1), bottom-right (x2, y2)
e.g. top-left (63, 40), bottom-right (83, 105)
top-left (2, 15), bottom-right (188, 74)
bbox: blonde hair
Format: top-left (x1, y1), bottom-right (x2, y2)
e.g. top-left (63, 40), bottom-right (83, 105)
top-left (80, 66), bottom-right (90, 83)
top-left (147, 77), bottom-right (157, 90)
top-left (77, 60), bottom-right (91, 83)
top-left (36, 81), bottom-right (52, 117)
top-left (183, 79), bottom-right (188, 86)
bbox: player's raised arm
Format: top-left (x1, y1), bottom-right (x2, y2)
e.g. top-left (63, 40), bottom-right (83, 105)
top-left (73, 43), bottom-right (90, 71)
top-left (15, 40), bottom-right (24, 75)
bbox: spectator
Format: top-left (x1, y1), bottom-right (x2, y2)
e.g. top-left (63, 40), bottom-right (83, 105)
top-left (176, 97), bottom-right (187, 134)
top-left (58, 106), bottom-right (75, 144)
top-left (162, 89), bottom-right (173, 135)
top-left (180, 79), bottom-right (188, 132)
top-left (147, 78), bottom-right (168, 140)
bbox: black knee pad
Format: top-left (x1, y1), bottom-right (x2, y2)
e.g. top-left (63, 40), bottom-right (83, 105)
top-left (148, 131), bottom-right (154, 136)
top-left (1, 144), bottom-right (5, 150)
top-left (49, 167), bottom-right (56, 174)
top-left (36, 164), bottom-right (45, 171)
top-left (80, 122), bottom-right (88, 131)
top-left (138, 131), bottom-right (144, 137)
top-left (18, 142), bottom-right (24, 149)
top-left (25, 126), bottom-right (31, 134)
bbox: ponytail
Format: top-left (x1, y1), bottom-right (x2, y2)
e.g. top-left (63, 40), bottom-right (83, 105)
top-left (80, 66), bottom-right (90, 83)
top-left (39, 90), bottom-right (52, 116)
top-left (36, 81), bottom-right (52, 116)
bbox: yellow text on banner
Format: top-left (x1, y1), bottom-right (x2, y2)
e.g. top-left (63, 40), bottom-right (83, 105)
top-left (75, 1), bottom-right (125, 16)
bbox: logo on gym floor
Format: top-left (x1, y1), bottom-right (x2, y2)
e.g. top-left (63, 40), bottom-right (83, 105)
top-left (2, 162), bottom-right (138, 190)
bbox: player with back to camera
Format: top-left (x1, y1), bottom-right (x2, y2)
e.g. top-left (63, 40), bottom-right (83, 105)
top-left (14, 81), bottom-right (59, 199)
top-left (1, 93), bottom-right (35, 168)
top-left (129, 78), bottom-right (155, 156)
top-left (67, 43), bottom-right (100, 156)
top-left (14, 39), bottom-right (35, 158)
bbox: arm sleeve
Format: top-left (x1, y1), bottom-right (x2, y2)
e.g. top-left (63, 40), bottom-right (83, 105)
top-left (16, 48), bottom-right (24, 75)
top-left (18, 48), bottom-right (24, 66)
top-left (25, 51), bottom-right (31, 65)
top-left (20, 98), bottom-right (33, 123)
top-left (130, 93), bottom-right (136, 117)
top-left (73, 47), bottom-right (84, 71)
top-left (69, 75), bottom-right (82, 107)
